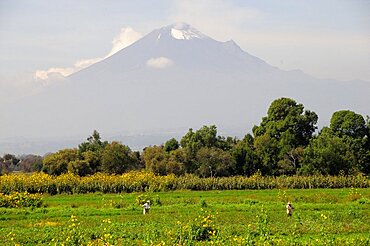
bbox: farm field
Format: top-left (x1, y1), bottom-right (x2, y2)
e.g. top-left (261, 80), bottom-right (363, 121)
top-left (0, 188), bottom-right (370, 245)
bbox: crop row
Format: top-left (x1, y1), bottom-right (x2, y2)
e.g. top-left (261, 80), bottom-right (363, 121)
top-left (0, 172), bottom-right (369, 195)
top-left (0, 191), bottom-right (43, 208)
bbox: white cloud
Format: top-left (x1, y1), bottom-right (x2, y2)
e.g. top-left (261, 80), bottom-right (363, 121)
top-left (108, 27), bottom-right (142, 57)
top-left (34, 27), bottom-right (142, 81)
top-left (146, 57), bottom-right (173, 69)
top-left (34, 67), bottom-right (75, 81)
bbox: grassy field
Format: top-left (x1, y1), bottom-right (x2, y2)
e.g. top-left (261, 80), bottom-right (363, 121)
top-left (0, 188), bottom-right (369, 245)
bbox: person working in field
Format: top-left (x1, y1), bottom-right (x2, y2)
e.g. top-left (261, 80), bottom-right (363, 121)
top-left (286, 201), bottom-right (294, 216)
top-left (143, 200), bottom-right (151, 215)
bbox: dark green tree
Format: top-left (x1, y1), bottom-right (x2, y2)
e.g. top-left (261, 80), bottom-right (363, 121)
top-left (277, 147), bottom-right (304, 175)
top-left (195, 147), bottom-right (235, 177)
top-left (180, 125), bottom-right (233, 174)
top-left (301, 127), bottom-right (353, 175)
top-left (252, 98), bottom-right (318, 175)
top-left (365, 116), bottom-right (370, 173)
top-left (180, 125), bottom-right (231, 152)
top-left (78, 130), bottom-right (108, 173)
top-left (101, 142), bottom-right (137, 174)
top-left (330, 110), bottom-right (367, 138)
top-left (164, 138), bottom-right (180, 152)
top-left (231, 134), bottom-right (261, 176)
top-left (67, 159), bottom-right (92, 176)
top-left (81, 150), bottom-right (101, 173)
top-left (254, 135), bottom-right (279, 175)
top-left (180, 126), bottom-right (217, 152)
top-left (78, 130), bottom-right (108, 153)
top-left (329, 110), bottom-right (370, 174)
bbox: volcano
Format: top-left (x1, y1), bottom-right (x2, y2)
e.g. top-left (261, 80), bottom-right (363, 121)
top-left (1, 23), bottom-right (369, 154)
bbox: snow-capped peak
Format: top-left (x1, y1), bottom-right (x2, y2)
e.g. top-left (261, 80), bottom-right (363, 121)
top-left (168, 23), bottom-right (206, 40)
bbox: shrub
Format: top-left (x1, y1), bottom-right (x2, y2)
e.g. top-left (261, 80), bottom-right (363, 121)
top-left (175, 209), bottom-right (218, 243)
top-left (0, 192), bottom-right (43, 208)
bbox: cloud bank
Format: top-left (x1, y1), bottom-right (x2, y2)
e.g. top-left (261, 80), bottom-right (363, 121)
top-left (34, 27), bottom-right (142, 81)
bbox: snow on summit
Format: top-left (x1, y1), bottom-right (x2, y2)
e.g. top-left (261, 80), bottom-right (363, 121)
top-left (170, 28), bottom-right (201, 40)
top-left (167, 23), bottom-right (206, 40)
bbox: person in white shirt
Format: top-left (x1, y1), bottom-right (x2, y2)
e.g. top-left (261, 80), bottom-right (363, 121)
top-left (143, 200), bottom-right (151, 215)
top-left (286, 201), bottom-right (294, 217)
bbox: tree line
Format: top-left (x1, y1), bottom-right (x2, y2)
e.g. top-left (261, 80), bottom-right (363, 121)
top-left (1, 97), bottom-right (369, 177)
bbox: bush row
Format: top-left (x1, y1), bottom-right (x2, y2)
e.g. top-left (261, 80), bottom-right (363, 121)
top-left (0, 192), bottom-right (43, 208)
top-left (0, 172), bottom-right (369, 195)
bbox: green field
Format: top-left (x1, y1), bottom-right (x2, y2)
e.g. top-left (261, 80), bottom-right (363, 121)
top-left (1, 188), bottom-right (370, 245)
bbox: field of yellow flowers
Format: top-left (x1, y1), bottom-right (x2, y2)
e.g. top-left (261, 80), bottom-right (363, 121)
top-left (0, 187), bottom-right (369, 245)
top-left (0, 171), bottom-right (369, 195)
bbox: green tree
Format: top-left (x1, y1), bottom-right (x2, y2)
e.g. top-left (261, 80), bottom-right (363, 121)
top-left (330, 110), bottom-right (367, 138)
top-left (181, 126), bottom-right (216, 152)
top-left (364, 116), bottom-right (370, 173)
top-left (254, 135), bottom-right (279, 175)
top-left (142, 146), bottom-right (167, 175)
top-left (78, 130), bottom-right (108, 153)
top-left (164, 138), bottom-right (180, 152)
top-left (195, 147), bottom-right (235, 177)
top-left (78, 130), bottom-right (108, 173)
top-left (330, 110), bottom-right (370, 174)
top-left (302, 128), bottom-right (353, 175)
top-left (68, 159), bottom-right (92, 176)
top-left (42, 149), bottom-right (79, 175)
top-left (81, 150), bottom-right (101, 173)
top-left (252, 98), bottom-right (318, 175)
top-left (101, 142), bottom-right (137, 174)
top-left (142, 146), bottom-right (184, 176)
top-left (277, 147), bottom-right (304, 175)
top-left (180, 125), bottom-right (231, 152)
top-left (167, 148), bottom-right (187, 175)
top-left (179, 125), bottom-right (233, 174)
top-left (231, 134), bottom-right (261, 176)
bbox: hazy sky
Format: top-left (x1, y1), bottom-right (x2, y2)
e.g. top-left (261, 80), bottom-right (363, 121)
top-left (0, 0), bottom-right (369, 98)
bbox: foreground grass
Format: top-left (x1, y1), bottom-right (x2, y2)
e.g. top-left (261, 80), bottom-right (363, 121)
top-left (0, 188), bottom-right (369, 245)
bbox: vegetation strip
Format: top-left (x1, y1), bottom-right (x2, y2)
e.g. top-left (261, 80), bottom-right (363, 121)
top-left (2, 98), bottom-right (370, 178)
top-left (0, 172), bottom-right (369, 195)
top-left (0, 189), bottom-right (369, 245)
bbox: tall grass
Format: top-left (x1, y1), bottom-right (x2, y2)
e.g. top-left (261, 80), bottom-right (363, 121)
top-left (0, 171), bottom-right (369, 195)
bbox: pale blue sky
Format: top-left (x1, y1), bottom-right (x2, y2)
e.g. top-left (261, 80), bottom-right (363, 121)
top-left (0, 0), bottom-right (369, 96)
